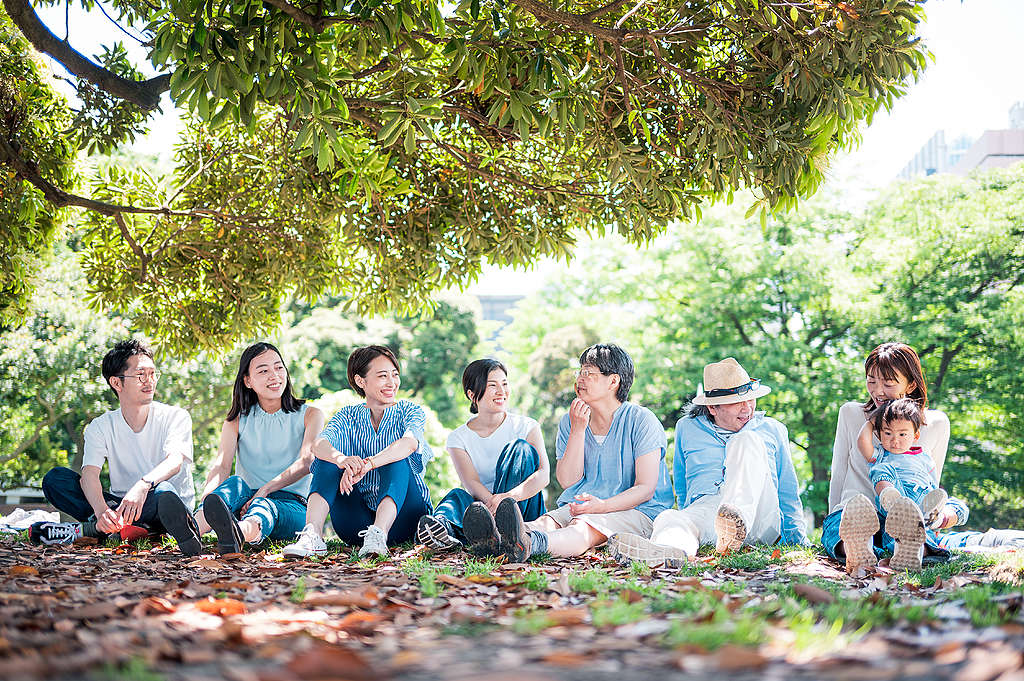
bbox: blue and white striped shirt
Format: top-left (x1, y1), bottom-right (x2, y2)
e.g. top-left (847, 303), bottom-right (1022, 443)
top-left (319, 400), bottom-right (433, 511)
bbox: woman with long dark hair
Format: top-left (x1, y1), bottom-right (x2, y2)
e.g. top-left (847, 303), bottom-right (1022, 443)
top-left (192, 342), bottom-right (324, 554)
top-left (282, 345), bottom-right (434, 558)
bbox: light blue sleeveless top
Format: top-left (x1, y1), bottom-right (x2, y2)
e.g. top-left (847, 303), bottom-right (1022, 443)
top-left (237, 403), bottom-right (310, 497)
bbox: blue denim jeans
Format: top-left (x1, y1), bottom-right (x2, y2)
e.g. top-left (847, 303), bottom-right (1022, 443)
top-left (41, 466), bottom-right (179, 532)
top-left (200, 475), bottom-right (307, 542)
top-left (308, 456), bottom-right (430, 545)
top-left (821, 504), bottom-right (949, 563)
top-left (432, 439), bottom-right (545, 537)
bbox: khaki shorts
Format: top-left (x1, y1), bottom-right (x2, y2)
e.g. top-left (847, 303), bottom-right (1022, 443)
top-left (536, 505), bottom-right (654, 544)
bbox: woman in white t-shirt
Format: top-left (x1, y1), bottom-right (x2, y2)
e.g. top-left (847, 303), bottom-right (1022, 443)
top-left (416, 359), bottom-right (549, 551)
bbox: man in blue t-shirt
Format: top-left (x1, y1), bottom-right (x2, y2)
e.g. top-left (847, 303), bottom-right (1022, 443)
top-left (609, 357), bottom-right (808, 568)
top-left (462, 344), bottom-right (672, 562)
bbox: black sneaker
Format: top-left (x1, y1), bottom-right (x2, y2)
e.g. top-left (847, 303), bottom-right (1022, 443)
top-left (416, 514), bottom-right (461, 552)
top-left (494, 497), bottom-right (531, 563)
top-left (203, 493), bottom-right (244, 554)
top-left (462, 502), bottom-right (500, 557)
top-left (157, 493), bottom-right (202, 556)
top-left (29, 521), bottom-right (87, 545)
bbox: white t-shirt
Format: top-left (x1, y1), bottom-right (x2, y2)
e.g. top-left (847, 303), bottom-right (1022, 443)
top-left (446, 412), bottom-right (539, 492)
top-left (82, 401), bottom-right (196, 507)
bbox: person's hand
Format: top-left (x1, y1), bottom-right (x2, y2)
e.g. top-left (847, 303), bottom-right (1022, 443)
top-left (95, 507), bottom-right (123, 534)
top-left (568, 492), bottom-right (605, 516)
top-left (568, 398), bottom-right (591, 432)
top-left (486, 492), bottom-right (513, 514)
top-left (930, 505), bottom-right (959, 530)
top-left (242, 485), bottom-right (273, 514)
top-left (339, 467), bottom-right (357, 495)
top-left (117, 480), bottom-right (150, 526)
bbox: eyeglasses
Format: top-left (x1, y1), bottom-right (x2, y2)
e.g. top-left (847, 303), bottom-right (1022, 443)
top-left (704, 379), bottom-right (760, 398)
top-left (574, 368), bottom-right (606, 379)
top-left (116, 370), bottom-right (161, 384)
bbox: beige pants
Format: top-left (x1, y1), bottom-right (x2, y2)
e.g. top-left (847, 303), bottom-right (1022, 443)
top-left (533, 504), bottom-right (654, 544)
top-left (652, 429), bottom-right (781, 555)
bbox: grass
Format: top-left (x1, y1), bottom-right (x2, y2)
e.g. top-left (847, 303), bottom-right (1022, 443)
top-left (662, 609), bottom-right (766, 650)
top-left (568, 567), bottom-right (618, 594)
top-left (401, 555), bottom-right (454, 598)
top-left (514, 570), bottom-right (549, 591)
top-left (590, 599), bottom-right (648, 627)
top-left (463, 556), bottom-right (502, 577)
top-left (95, 657), bottom-right (165, 681)
top-left (289, 575), bottom-right (307, 604)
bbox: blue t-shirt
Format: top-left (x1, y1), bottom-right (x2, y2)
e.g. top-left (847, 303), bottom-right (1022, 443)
top-left (318, 399), bottom-right (433, 511)
top-left (237, 403), bottom-right (311, 497)
top-left (555, 402), bottom-right (672, 520)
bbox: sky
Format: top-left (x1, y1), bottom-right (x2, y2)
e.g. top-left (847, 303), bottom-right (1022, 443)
top-left (35, 0), bottom-right (1024, 295)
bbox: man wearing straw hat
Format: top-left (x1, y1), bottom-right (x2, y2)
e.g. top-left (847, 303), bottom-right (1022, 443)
top-left (608, 357), bottom-right (807, 566)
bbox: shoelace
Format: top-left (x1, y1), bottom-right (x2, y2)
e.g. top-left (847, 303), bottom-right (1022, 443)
top-left (43, 523), bottom-right (76, 542)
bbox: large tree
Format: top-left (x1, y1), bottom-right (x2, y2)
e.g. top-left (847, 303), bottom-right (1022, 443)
top-left (2, 0), bottom-right (928, 353)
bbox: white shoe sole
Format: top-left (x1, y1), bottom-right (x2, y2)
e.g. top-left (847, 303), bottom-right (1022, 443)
top-left (838, 494), bottom-right (879, 573)
top-left (920, 488), bottom-right (948, 527)
top-left (606, 533), bottom-right (689, 569)
top-left (885, 496), bottom-right (926, 571)
top-left (416, 516), bottom-right (461, 552)
top-left (715, 503), bottom-right (747, 554)
top-left (281, 542), bottom-right (328, 559)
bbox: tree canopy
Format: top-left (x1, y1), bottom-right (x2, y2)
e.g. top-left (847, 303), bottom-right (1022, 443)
top-left (1, 0), bottom-right (928, 354)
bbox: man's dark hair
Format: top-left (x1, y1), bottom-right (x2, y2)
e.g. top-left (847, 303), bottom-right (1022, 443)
top-left (873, 397), bottom-right (923, 435)
top-left (462, 358), bottom-right (509, 414)
top-left (347, 345), bottom-right (401, 397)
top-left (579, 343), bottom-right (634, 402)
top-left (101, 339), bottom-right (154, 399)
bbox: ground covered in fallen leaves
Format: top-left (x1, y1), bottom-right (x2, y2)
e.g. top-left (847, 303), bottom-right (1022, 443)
top-left (2, 534), bottom-right (1022, 681)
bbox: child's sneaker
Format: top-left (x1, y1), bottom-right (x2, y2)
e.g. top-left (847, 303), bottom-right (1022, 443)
top-left (838, 494), bottom-right (880, 574)
top-left (282, 523), bottom-right (328, 558)
top-left (357, 525), bottom-right (389, 558)
top-left (878, 486), bottom-right (902, 513)
top-left (885, 496), bottom-right (926, 571)
top-left (714, 503), bottom-right (747, 554)
top-left (920, 488), bottom-right (948, 529)
top-left (415, 515), bottom-right (461, 552)
top-left (29, 521), bottom-right (86, 545)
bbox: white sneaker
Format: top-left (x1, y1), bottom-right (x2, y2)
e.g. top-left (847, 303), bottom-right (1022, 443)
top-left (606, 533), bottom-right (690, 569)
top-left (357, 525), bottom-right (389, 558)
top-left (282, 523), bottom-right (328, 558)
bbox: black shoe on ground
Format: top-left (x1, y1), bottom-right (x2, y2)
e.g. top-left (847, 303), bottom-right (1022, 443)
top-left (29, 521), bottom-right (86, 545)
top-left (157, 493), bottom-right (202, 556)
top-left (462, 502), bottom-right (500, 557)
top-left (203, 493), bottom-right (243, 554)
top-left (494, 497), bottom-right (531, 563)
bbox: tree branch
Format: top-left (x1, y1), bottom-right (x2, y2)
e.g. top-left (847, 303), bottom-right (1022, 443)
top-left (508, 0), bottom-right (643, 41)
top-left (2, 0), bottom-right (169, 110)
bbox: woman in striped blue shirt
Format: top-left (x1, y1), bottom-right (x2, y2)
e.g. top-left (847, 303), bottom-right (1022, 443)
top-left (282, 345), bottom-right (433, 558)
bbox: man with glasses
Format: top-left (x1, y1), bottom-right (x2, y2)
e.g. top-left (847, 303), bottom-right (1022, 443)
top-left (35, 339), bottom-right (201, 553)
top-left (462, 343), bottom-right (673, 562)
top-left (608, 357), bottom-right (808, 567)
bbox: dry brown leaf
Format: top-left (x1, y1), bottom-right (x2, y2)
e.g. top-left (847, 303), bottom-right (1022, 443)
top-left (956, 649), bottom-right (1023, 681)
top-left (712, 644), bottom-right (768, 670)
top-left (303, 586), bottom-right (380, 608)
top-left (542, 651), bottom-right (590, 666)
top-left (435, 573), bottom-right (476, 588)
top-left (465, 574), bottom-right (505, 584)
top-left (205, 580), bottom-right (252, 591)
top-left (621, 589), bottom-right (644, 604)
top-left (284, 639), bottom-right (379, 681)
top-left (792, 583), bottom-right (835, 604)
top-left (133, 596), bottom-right (177, 616)
top-left (546, 607), bottom-right (588, 626)
top-left (8, 565), bottom-right (39, 577)
top-left (187, 558), bottom-right (228, 569)
top-left (195, 596), bottom-right (247, 617)
top-left (335, 610), bottom-right (384, 633)
top-left (771, 548), bottom-right (782, 559)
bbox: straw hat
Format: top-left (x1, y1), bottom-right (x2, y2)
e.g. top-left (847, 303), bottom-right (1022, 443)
top-left (691, 357), bottom-right (771, 406)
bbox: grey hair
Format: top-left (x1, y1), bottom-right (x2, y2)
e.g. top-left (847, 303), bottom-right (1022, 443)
top-left (686, 402), bottom-right (713, 420)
